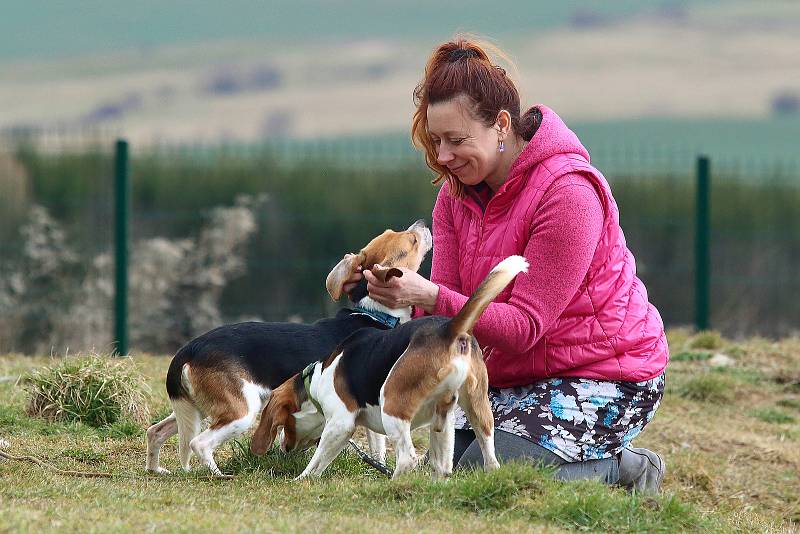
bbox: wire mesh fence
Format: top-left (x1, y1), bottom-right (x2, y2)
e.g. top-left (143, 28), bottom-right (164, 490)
top-left (1, 132), bottom-right (798, 355)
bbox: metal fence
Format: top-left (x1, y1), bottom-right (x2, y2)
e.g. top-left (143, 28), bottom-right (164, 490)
top-left (0, 134), bottom-right (798, 355)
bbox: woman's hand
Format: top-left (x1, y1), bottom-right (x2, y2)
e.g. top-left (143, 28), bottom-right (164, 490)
top-left (363, 265), bottom-right (439, 313)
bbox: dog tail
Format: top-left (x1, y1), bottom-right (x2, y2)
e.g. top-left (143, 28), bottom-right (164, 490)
top-left (446, 255), bottom-right (528, 338)
top-left (165, 343), bottom-right (195, 401)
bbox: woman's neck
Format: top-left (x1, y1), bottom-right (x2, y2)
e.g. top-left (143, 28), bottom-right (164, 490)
top-left (485, 135), bottom-right (527, 192)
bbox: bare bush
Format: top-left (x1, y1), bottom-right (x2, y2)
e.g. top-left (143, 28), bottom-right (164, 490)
top-left (1, 195), bottom-right (265, 355)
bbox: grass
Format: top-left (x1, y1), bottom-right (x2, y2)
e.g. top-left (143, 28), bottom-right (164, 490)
top-left (750, 408), bottom-right (797, 425)
top-left (2, 331), bottom-right (800, 532)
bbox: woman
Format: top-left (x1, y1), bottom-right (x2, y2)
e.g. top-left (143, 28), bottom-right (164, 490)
top-left (346, 38), bottom-right (668, 493)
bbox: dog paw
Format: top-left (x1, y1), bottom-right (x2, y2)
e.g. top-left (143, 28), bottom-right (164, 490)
top-left (0, 438), bottom-right (9, 449)
top-left (148, 466), bottom-right (171, 475)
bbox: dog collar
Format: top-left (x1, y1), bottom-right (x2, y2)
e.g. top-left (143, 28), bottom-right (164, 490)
top-left (300, 362), bottom-right (324, 415)
top-left (350, 306), bottom-right (401, 329)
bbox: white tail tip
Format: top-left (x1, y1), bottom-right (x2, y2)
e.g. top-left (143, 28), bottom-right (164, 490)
top-left (491, 255), bottom-right (529, 276)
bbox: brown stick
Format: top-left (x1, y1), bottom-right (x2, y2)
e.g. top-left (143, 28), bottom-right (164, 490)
top-left (0, 449), bottom-right (114, 478)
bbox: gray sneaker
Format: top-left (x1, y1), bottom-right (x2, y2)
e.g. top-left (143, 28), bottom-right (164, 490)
top-left (618, 447), bottom-right (665, 494)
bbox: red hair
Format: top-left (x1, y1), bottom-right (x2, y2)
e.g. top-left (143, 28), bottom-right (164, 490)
top-left (412, 38), bottom-right (539, 198)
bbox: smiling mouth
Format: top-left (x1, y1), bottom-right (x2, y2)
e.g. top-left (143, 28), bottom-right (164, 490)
top-left (449, 162), bottom-right (467, 174)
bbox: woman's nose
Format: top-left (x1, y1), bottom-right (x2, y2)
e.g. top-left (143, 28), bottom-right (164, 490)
top-left (436, 145), bottom-right (454, 164)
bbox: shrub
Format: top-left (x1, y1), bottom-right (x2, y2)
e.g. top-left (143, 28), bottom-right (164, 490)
top-left (24, 353), bottom-right (151, 428)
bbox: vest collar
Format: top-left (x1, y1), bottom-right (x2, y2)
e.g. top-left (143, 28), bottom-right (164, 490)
top-left (301, 362), bottom-right (323, 415)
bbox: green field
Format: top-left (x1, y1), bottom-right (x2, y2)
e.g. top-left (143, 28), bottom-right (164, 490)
top-left (1, 330), bottom-right (799, 532)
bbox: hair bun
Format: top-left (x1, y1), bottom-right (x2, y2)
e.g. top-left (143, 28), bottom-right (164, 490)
top-left (448, 48), bottom-right (479, 62)
top-left (519, 106), bottom-right (542, 141)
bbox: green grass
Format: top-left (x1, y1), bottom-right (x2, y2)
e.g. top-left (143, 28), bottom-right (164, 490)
top-left (2, 335), bottom-right (799, 532)
top-left (750, 408), bottom-right (796, 425)
top-left (777, 398), bottom-right (800, 411)
top-left (671, 351), bottom-right (713, 362)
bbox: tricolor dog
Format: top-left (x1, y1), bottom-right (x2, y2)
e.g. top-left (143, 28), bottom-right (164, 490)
top-left (251, 255), bottom-right (529, 479)
top-left (145, 219), bottom-right (432, 476)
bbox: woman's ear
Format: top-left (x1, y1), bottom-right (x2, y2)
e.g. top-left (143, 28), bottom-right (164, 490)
top-left (496, 109), bottom-right (512, 138)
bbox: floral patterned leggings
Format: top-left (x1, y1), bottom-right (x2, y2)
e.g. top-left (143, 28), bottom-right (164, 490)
top-left (454, 372), bottom-right (666, 466)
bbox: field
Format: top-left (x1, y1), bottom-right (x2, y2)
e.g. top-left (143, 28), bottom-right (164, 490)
top-left (1, 330), bottom-right (799, 532)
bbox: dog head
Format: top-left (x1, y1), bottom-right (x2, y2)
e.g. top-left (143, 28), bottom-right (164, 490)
top-left (250, 376), bottom-right (324, 455)
top-left (325, 219), bottom-right (433, 300)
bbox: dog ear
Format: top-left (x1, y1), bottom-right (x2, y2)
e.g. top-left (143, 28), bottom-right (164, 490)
top-left (326, 252), bottom-right (367, 300)
top-left (251, 395), bottom-right (291, 455)
top-left (251, 401), bottom-right (277, 455)
top-left (370, 264), bottom-right (403, 283)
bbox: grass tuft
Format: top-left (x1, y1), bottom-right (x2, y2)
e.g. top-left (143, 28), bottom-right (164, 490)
top-left (358, 463), bottom-right (552, 513)
top-left (688, 330), bottom-right (725, 350)
top-left (676, 372), bottom-right (736, 403)
top-left (23, 353), bottom-right (151, 428)
top-left (750, 408), bottom-right (796, 424)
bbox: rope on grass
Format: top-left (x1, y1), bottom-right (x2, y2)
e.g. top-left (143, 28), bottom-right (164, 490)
top-left (348, 439), bottom-right (392, 477)
top-left (0, 449), bottom-right (114, 478)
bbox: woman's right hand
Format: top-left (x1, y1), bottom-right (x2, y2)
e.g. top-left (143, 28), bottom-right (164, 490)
top-left (341, 265), bottom-right (364, 296)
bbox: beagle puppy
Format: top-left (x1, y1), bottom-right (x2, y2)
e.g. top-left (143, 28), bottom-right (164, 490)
top-left (145, 219), bottom-right (432, 476)
top-left (251, 255), bottom-right (529, 479)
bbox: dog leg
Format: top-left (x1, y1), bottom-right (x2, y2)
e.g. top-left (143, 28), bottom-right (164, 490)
top-left (296, 417), bottom-right (356, 480)
top-left (366, 430), bottom-right (386, 464)
top-left (458, 376), bottom-right (500, 471)
top-left (189, 383), bottom-right (263, 478)
top-left (428, 408), bottom-right (455, 479)
top-left (190, 415), bottom-right (253, 478)
top-left (173, 399), bottom-right (203, 472)
top-left (146, 412), bottom-right (178, 474)
top-left (382, 413), bottom-right (418, 478)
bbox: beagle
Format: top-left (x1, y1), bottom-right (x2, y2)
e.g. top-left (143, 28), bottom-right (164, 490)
top-left (251, 255), bottom-right (529, 479)
top-left (145, 219), bottom-right (432, 476)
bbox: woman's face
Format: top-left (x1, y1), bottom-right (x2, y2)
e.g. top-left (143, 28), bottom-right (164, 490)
top-left (427, 96), bottom-right (501, 188)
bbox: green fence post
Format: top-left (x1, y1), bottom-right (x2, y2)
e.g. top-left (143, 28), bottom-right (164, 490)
top-left (695, 155), bottom-right (710, 331)
top-left (114, 139), bottom-right (130, 355)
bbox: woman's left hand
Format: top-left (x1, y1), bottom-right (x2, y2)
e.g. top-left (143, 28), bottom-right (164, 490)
top-left (364, 266), bottom-right (439, 314)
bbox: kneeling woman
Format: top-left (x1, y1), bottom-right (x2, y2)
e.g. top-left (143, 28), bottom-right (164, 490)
top-left (348, 38), bottom-right (668, 493)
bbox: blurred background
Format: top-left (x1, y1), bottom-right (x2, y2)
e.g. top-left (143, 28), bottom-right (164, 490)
top-left (0, 0), bottom-right (798, 355)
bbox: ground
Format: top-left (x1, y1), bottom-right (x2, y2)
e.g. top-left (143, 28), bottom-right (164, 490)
top-left (1, 329), bottom-right (798, 532)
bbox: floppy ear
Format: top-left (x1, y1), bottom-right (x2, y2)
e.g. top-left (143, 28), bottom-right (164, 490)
top-left (371, 264), bottom-right (403, 284)
top-left (251, 397), bottom-right (289, 455)
top-left (326, 252), bottom-right (367, 300)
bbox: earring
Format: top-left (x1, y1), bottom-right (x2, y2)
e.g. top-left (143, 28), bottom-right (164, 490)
top-left (498, 139), bottom-right (505, 153)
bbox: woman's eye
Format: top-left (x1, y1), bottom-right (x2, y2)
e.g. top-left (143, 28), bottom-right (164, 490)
top-left (450, 138), bottom-right (465, 145)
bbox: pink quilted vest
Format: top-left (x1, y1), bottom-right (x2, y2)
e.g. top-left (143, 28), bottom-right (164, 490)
top-left (448, 105), bottom-right (668, 386)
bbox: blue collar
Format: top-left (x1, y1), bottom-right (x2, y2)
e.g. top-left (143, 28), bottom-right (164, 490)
top-left (350, 305), bottom-right (401, 329)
